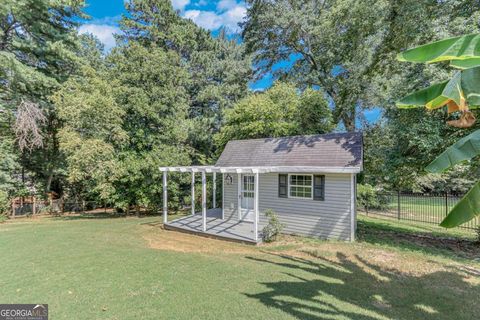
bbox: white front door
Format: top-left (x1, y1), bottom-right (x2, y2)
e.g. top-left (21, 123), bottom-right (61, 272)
top-left (240, 174), bottom-right (255, 221)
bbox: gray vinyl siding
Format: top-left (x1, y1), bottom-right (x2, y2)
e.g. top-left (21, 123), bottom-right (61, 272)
top-left (223, 173), bottom-right (239, 220)
top-left (223, 172), bottom-right (354, 241)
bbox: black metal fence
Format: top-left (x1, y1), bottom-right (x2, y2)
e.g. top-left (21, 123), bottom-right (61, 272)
top-left (12, 200), bottom-right (109, 216)
top-left (357, 191), bottom-right (480, 230)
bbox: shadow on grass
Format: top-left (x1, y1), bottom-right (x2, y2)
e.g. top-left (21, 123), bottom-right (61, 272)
top-left (357, 220), bottom-right (480, 260)
top-left (245, 251), bottom-right (479, 320)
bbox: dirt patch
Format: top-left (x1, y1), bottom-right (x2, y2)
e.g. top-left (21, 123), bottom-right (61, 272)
top-left (142, 225), bottom-right (258, 254)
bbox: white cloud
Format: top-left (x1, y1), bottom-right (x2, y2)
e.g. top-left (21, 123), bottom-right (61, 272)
top-left (194, 0), bottom-right (208, 7)
top-left (184, 10), bottom-right (223, 30)
top-left (217, 0), bottom-right (237, 11)
top-left (220, 5), bottom-right (246, 31)
top-left (184, 1), bottom-right (246, 34)
top-left (171, 0), bottom-right (190, 11)
top-left (78, 24), bottom-right (120, 51)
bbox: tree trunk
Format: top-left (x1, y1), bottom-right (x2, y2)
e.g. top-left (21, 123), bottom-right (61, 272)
top-left (342, 114), bottom-right (356, 132)
top-left (135, 205), bottom-right (140, 217)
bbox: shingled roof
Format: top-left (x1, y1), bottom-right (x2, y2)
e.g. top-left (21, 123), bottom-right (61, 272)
top-left (215, 132), bottom-right (363, 170)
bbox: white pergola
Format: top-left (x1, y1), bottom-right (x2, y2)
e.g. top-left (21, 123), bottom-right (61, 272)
top-left (159, 165), bottom-right (361, 241)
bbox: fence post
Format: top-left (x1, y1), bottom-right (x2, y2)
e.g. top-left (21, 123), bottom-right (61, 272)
top-left (32, 197), bottom-right (36, 215)
top-left (445, 192), bottom-right (448, 217)
top-left (397, 191), bottom-right (401, 220)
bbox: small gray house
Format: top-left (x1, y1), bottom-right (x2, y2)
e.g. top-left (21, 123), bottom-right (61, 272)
top-left (160, 132), bottom-right (363, 244)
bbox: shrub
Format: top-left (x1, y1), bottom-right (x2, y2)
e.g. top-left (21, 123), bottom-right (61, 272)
top-left (262, 209), bottom-right (284, 243)
top-left (357, 184), bottom-right (380, 213)
top-left (0, 190), bottom-right (10, 215)
top-left (476, 226), bottom-right (480, 244)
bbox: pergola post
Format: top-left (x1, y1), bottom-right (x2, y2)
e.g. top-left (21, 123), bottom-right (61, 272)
top-left (163, 171), bottom-right (167, 224)
top-left (213, 172), bottom-right (216, 209)
top-left (202, 171), bottom-right (207, 232)
top-left (191, 172), bottom-right (195, 216)
top-left (237, 173), bottom-right (242, 220)
top-left (253, 172), bottom-right (259, 242)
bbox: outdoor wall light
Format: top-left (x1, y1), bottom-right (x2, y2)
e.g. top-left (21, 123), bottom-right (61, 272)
top-left (225, 174), bottom-right (233, 185)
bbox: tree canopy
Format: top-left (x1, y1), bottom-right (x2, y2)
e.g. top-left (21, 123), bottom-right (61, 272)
top-left (215, 82), bottom-right (333, 149)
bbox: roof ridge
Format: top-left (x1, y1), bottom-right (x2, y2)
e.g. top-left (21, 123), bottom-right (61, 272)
top-left (227, 131), bottom-right (361, 143)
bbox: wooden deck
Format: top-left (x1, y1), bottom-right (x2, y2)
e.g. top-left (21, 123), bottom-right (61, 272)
top-left (164, 208), bottom-right (261, 244)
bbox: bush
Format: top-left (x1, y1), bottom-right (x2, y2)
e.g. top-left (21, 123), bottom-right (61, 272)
top-left (262, 209), bottom-right (284, 243)
top-left (357, 184), bottom-right (380, 213)
top-left (0, 190), bottom-right (10, 215)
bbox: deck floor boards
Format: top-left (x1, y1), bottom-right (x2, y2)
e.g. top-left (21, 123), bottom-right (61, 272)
top-left (165, 209), bottom-right (261, 244)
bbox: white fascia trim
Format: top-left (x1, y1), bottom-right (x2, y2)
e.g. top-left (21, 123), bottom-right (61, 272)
top-left (159, 166), bottom-right (361, 174)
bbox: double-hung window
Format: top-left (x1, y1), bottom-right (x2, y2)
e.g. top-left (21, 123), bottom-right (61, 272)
top-left (289, 174), bottom-right (313, 199)
top-left (278, 174), bottom-right (325, 200)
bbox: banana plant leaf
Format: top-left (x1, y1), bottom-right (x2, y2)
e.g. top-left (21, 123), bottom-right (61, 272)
top-left (462, 66), bottom-right (480, 106)
top-left (397, 67), bottom-right (480, 109)
top-left (426, 129), bottom-right (480, 173)
top-left (396, 75), bottom-right (460, 109)
top-left (451, 57), bottom-right (480, 69)
top-left (397, 34), bottom-right (480, 64)
top-left (441, 181), bottom-right (480, 228)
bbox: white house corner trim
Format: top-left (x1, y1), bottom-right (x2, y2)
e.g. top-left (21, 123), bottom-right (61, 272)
top-left (350, 173), bottom-right (356, 242)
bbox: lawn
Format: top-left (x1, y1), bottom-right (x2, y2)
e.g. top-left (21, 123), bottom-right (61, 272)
top-left (1, 214), bottom-right (479, 320)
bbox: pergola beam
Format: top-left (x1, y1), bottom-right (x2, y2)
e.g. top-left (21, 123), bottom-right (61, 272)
top-left (159, 166), bottom-right (361, 174)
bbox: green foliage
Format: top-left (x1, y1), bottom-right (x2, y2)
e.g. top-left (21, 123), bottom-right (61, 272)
top-left (0, 0), bottom-right (86, 198)
top-left (426, 129), bottom-right (480, 173)
top-left (357, 184), bottom-right (380, 213)
top-left (0, 189), bottom-right (9, 215)
top-left (0, 0), bottom-right (84, 109)
top-left (397, 34), bottom-right (480, 66)
top-left (262, 209), bottom-right (284, 243)
top-left (241, 0), bottom-right (479, 131)
top-left (397, 34), bottom-right (480, 227)
top-left (440, 180), bottom-right (480, 228)
top-left (215, 82), bottom-right (333, 148)
top-left (397, 68), bottom-right (480, 110)
top-left (119, 0), bottom-right (251, 161)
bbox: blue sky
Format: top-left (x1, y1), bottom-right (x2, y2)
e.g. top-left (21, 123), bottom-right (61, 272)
top-left (80, 0), bottom-right (380, 124)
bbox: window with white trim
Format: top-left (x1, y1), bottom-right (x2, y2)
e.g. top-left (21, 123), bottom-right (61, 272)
top-left (289, 174), bottom-right (313, 199)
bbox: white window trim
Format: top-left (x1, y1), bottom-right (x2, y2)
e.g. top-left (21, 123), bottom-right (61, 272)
top-left (288, 173), bottom-right (314, 200)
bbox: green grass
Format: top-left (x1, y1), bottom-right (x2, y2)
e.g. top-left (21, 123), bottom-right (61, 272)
top-left (1, 215), bottom-right (479, 319)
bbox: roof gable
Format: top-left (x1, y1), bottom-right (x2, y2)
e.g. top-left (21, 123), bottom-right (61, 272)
top-left (215, 132), bottom-right (363, 169)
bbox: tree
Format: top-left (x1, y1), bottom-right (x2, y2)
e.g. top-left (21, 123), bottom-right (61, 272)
top-left (241, 0), bottom-right (480, 131)
top-left (107, 42), bottom-right (192, 210)
top-left (119, 0), bottom-right (251, 161)
top-left (0, 0), bottom-right (85, 198)
top-left (215, 82), bottom-right (333, 149)
top-left (397, 34), bottom-right (480, 227)
top-left (52, 64), bottom-right (125, 201)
